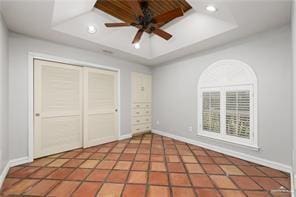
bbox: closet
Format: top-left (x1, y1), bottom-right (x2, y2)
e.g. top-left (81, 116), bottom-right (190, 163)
top-left (131, 72), bottom-right (152, 135)
top-left (34, 59), bottom-right (118, 158)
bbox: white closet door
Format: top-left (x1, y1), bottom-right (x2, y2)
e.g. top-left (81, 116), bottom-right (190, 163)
top-left (83, 67), bottom-right (118, 148)
top-left (34, 60), bottom-right (83, 158)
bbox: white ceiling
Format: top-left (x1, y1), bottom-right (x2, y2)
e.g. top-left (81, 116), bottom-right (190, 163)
top-left (0, 0), bottom-right (291, 66)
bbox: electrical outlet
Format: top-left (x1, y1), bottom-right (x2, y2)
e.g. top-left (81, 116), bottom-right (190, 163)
top-left (188, 126), bottom-right (193, 132)
top-left (156, 120), bottom-right (160, 125)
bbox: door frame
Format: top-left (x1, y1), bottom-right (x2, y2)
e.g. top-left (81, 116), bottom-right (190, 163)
top-left (28, 52), bottom-right (121, 161)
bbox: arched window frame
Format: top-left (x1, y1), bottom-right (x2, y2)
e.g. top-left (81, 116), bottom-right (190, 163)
top-left (197, 60), bottom-right (258, 148)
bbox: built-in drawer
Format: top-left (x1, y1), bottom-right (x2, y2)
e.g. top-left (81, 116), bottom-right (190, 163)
top-left (142, 109), bottom-right (151, 116)
top-left (133, 103), bottom-right (151, 109)
top-left (132, 117), bottom-right (142, 125)
top-left (142, 103), bottom-right (151, 108)
top-left (140, 123), bottom-right (151, 131)
top-left (132, 108), bottom-right (151, 116)
top-left (132, 125), bottom-right (142, 133)
top-left (132, 108), bottom-right (142, 116)
top-left (141, 116), bottom-right (151, 124)
top-left (132, 123), bottom-right (151, 134)
top-left (132, 116), bottom-right (151, 125)
top-left (133, 103), bottom-right (142, 109)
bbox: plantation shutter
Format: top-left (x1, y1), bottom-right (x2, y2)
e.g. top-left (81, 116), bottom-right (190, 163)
top-left (202, 92), bottom-right (220, 133)
top-left (226, 91), bottom-right (250, 138)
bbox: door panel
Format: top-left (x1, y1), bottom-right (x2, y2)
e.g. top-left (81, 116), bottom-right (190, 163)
top-left (132, 73), bottom-right (144, 102)
top-left (132, 73), bottom-right (152, 102)
top-left (88, 113), bottom-right (116, 140)
top-left (84, 68), bottom-right (118, 148)
top-left (41, 116), bottom-right (81, 147)
top-left (34, 60), bottom-right (83, 158)
top-left (144, 75), bottom-right (152, 102)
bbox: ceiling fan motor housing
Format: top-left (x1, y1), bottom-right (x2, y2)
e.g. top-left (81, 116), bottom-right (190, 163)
top-left (137, 6), bottom-right (153, 28)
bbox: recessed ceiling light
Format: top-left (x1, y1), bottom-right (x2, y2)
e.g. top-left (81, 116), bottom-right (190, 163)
top-left (134, 42), bottom-right (140, 49)
top-left (206, 5), bottom-right (217, 12)
top-left (88, 25), bottom-right (97, 34)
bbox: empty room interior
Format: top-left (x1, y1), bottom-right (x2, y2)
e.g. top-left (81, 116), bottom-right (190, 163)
top-left (1, 0), bottom-right (296, 196)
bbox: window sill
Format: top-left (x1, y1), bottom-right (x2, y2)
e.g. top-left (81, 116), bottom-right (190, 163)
top-left (197, 132), bottom-right (260, 152)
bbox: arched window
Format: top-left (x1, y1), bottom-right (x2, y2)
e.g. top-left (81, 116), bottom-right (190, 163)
top-left (198, 60), bottom-right (258, 148)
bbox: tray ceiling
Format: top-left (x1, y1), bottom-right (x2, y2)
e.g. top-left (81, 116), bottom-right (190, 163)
top-left (0, 0), bottom-right (291, 66)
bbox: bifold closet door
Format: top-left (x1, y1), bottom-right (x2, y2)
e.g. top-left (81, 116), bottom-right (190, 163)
top-left (34, 60), bottom-right (83, 158)
top-left (83, 67), bottom-right (118, 148)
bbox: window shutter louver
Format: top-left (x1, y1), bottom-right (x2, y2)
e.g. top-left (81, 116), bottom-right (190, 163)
top-left (226, 91), bottom-right (250, 139)
top-left (202, 92), bottom-right (220, 133)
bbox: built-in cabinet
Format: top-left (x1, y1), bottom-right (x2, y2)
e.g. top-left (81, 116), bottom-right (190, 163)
top-left (131, 72), bottom-right (152, 134)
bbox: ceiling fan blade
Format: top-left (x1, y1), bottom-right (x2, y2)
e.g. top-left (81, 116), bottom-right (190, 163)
top-left (153, 8), bottom-right (184, 24)
top-left (132, 29), bottom-right (144, 44)
top-left (128, 0), bottom-right (144, 17)
top-left (105, 23), bottom-right (130, 27)
top-left (152, 28), bottom-right (172, 40)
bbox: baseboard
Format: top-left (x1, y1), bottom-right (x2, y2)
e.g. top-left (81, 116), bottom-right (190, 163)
top-left (0, 157), bottom-right (32, 189)
top-left (152, 129), bottom-right (292, 173)
top-left (0, 161), bottom-right (10, 189)
top-left (9, 157), bottom-right (31, 167)
top-left (118, 133), bottom-right (132, 140)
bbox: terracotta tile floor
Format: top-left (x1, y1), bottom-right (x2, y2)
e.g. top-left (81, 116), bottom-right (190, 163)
top-left (0, 133), bottom-right (291, 196)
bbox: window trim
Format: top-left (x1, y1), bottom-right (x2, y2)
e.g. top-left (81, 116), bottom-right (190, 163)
top-left (197, 60), bottom-right (258, 149)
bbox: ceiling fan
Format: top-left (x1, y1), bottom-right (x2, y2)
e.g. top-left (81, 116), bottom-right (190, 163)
top-left (104, 0), bottom-right (184, 45)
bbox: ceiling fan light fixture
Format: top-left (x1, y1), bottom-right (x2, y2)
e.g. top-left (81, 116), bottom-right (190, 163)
top-left (88, 25), bottom-right (97, 34)
top-left (206, 5), bottom-right (217, 12)
top-left (134, 42), bottom-right (141, 49)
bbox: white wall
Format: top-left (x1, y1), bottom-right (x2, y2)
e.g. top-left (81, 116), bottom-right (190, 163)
top-left (152, 26), bottom-right (293, 168)
top-left (0, 9), bottom-right (9, 178)
top-left (8, 33), bottom-right (151, 160)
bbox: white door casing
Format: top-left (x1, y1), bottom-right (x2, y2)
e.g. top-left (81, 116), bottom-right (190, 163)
top-left (83, 67), bottom-right (118, 148)
top-left (34, 59), bottom-right (83, 158)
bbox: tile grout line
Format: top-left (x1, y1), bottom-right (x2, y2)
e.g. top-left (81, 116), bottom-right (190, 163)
top-left (161, 135), bottom-right (174, 197)
top-left (185, 138), bottom-right (219, 197)
top-left (1, 133), bottom-right (291, 196)
top-left (188, 142), bottom-right (225, 196)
